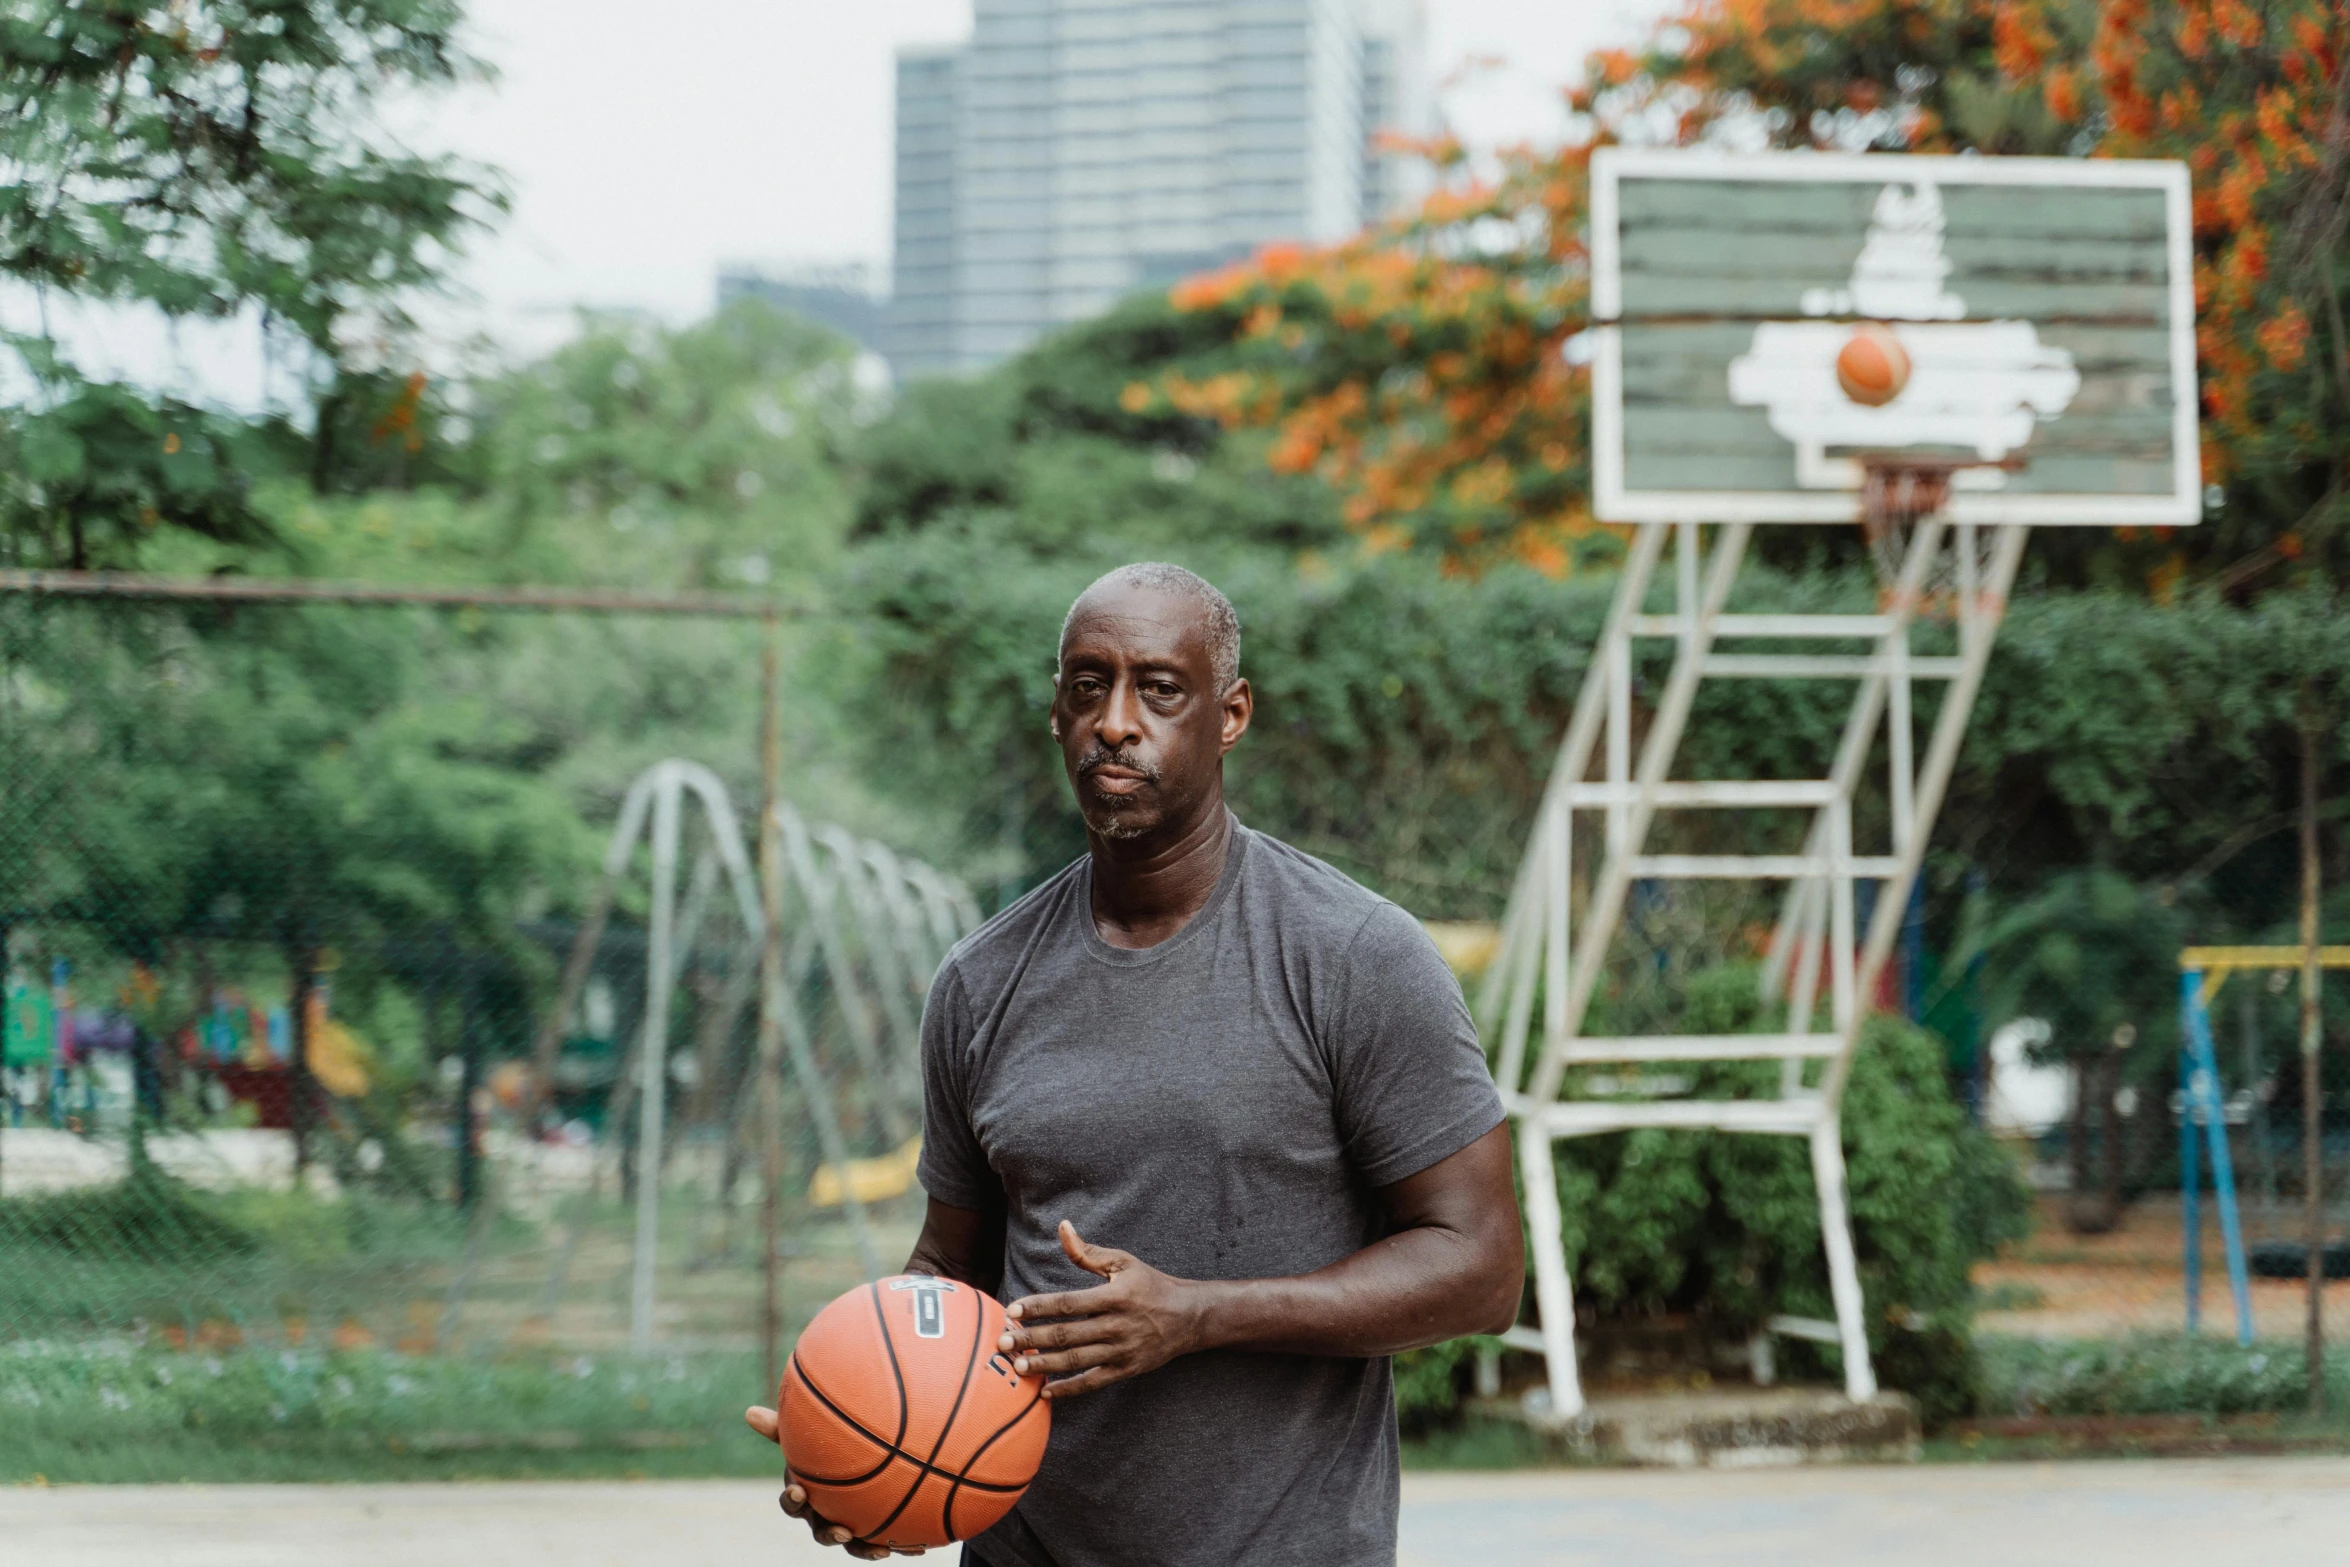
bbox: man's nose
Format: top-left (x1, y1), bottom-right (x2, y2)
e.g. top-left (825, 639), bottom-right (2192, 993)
top-left (1098, 678), bottom-right (1144, 749)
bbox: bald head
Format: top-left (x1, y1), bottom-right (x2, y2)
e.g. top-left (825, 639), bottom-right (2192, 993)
top-left (1060, 563), bottom-right (1240, 693)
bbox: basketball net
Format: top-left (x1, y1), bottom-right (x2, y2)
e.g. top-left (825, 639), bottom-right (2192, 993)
top-left (1858, 455), bottom-right (2020, 613)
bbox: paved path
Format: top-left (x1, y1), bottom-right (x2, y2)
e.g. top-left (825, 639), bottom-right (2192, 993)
top-left (6, 1459), bottom-right (2347, 1565)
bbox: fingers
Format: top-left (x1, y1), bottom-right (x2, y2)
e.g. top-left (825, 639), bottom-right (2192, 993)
top-left (1057, 1218), bottom-right (1128, 1277)
top-left (782, 1484), bottom-right (849, 1542)
top-left (1038, 1362), bottom-right (1123, 1399)
top-left (784, 1479), bottom-right (920, 1556)
top-left (1005, 1284), bottom-right (1110, 1326)
top-left (1011, 1339), bottom-right (1123, 1380)
top-left (744, 1405), bottom-right (780, 1442)
top-left (1003, 1222), bottom-right (1135, 1327)
top-left (1002, 1315), bottom-right (1115, 1353)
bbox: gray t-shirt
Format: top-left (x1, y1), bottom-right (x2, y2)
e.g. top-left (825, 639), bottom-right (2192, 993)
top-left (916, 821), bottom-right (1503, 1567)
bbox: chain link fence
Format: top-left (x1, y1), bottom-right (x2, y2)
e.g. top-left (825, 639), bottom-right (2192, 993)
top-left (0, 592), bottom-right (958, 1479)
top-left (0, 589), bottom-right (2343, 1478)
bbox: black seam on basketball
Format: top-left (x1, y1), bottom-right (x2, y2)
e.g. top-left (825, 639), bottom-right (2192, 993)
top-left (866, 1284), bottom-right (989, 1542)
top-left (787, 1352), bottom-right (1027, 1495)
top-left (944, 1379), bottom-right (1047, 1535)
top-left (865, 1282), bottom-right (910, 1449)
top-left (781, 1356), bottom-right (896, 1487)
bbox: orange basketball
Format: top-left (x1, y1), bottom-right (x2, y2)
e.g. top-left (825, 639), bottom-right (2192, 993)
top-left (779, 1274), bottom-right (1050, 1551)
top-left (1835, 322), bottom-right (1912, 406)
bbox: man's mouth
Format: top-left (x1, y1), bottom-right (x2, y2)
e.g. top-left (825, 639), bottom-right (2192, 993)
top-left (1078, 749), bottom-right (1157, 798)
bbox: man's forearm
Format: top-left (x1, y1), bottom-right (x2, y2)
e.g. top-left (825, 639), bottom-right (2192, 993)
top-left (1182, 1221), bottom-right (1519, 1359)
top-left (999, 1128), bottom-right (1524, 1396)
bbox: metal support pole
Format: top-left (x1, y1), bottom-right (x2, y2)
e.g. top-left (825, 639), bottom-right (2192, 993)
top-left (2183, 1011), bottom-right (2204, 1337)
top-left (1516, 1114), bottom-right (1582, 1417)
top-left (1810, 1117), bottom-right (1875, 1400)
top-left (2181, 969), bottom-right (2253, 1344)
top-left (758, 613), bottom-right (790, 1399)
top-left (2299, 712), bottom-right (2325, 1415)
top-left (630, 775), bottom-right (682, 1355)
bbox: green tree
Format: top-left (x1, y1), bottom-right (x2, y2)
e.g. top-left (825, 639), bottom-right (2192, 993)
top-left (0, 0), bottom-right (501, 566)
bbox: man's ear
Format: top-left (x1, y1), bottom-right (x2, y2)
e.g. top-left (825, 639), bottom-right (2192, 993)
top-left (1218, 677), bottom-right (1253, 754)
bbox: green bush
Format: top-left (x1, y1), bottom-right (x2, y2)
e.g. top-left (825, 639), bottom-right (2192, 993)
top-left (1541, 1002), bottom-right (2028, 1424)
top-left (1978, 1335), bottom-right (2350, 1417)
top-left (0, 1162), bottom-right (257, 1265)
top-left (1391, 1335), bottom-right (1503, 1436)
top-left (1387, 990), bottom-right (2028, 1432)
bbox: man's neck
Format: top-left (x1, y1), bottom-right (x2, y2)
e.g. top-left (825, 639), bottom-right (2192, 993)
top-left (1087, 798), bottom-right (1234, 951)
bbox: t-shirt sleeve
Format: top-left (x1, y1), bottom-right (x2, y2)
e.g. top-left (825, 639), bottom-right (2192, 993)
top-left (915, 960), bottom-right (1001, 1210)
top-left (1327, 901), bottom-right (1506, 1188)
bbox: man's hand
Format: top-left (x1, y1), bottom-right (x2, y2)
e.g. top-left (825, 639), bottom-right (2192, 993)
top-left (1000, 1220), bottom-right (1206, 1399)
top-left (742, 1405), bottom-right (925, 1559)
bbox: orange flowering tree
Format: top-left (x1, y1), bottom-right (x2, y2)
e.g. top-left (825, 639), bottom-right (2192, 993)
top-left (1148, 0), bottom-right (2348, 584)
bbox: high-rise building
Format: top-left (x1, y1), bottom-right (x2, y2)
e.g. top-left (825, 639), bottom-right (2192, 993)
top-left (716, 262), bottom-right (890, 356)
top-left (890, 1), bottom-right (1434, 377)
top-left (1359, 0), bottom-right (1437, 224)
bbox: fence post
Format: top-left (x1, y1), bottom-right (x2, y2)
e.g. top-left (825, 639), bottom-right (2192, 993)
top-left (459, 961), bottom-right (485, 1211)
top-left (758, 609), bottom-right (788, 1399)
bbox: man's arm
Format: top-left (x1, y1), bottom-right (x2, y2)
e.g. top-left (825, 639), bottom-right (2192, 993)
top-left (905, 1194), bottom-right (1005, 1295)
top-left (999, 1122), bottom-right (1521, 1398)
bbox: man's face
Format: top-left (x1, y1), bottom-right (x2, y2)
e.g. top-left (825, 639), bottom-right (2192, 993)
top-left (1051, 584), bottom-right (1250, 842)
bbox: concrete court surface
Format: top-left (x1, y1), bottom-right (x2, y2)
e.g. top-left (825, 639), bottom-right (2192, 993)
top-left (5, 1459), bottom-right (2347, 1566)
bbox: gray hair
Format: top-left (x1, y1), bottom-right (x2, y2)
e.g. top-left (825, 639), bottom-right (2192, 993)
top-left (1059, 562), bottom-right (1242, 693)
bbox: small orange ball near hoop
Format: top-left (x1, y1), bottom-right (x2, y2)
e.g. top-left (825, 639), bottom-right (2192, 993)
top-left (1835, 323), bottom-right (1911, 406)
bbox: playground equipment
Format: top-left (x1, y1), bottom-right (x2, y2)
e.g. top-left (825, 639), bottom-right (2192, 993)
top-left (2176, 945), bottom-right (2350, 1344)
top-left (538, 759), bottom-right (977, 1354)
top-left (1485, 149), bottom-right (2198, 1418)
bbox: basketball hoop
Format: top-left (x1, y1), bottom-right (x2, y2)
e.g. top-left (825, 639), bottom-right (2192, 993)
top-left (1857, 454), bottom-right (2025, 606)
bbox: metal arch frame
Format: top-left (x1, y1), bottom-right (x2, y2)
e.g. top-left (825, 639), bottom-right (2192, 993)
top-left (604, 760), bottom-right (766, 1356)
top-left (603, 766), bottom-right (987, 1353)
top-left (1479, 517), bottom-right (2030, 1418)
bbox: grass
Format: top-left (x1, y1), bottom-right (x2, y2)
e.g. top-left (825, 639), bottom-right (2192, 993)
top-left (0, 1339), bottom-right (790, 1484)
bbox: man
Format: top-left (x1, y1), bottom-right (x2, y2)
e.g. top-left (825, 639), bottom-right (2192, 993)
top-left (748, 562), bottom-right (1522, 1566)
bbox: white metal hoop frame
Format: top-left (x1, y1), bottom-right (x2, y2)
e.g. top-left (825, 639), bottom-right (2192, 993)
top-left (1477, 514), bottom-right (2030, 1418)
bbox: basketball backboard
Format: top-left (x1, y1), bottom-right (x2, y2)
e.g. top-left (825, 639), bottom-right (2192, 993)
top-left (1589, 149), bottom-right (2199, 525)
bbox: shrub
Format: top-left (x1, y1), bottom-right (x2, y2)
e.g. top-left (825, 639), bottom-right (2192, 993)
top-left (1543, 1003), bottom-right (2029, 1424)
top-left (0, 1159), bottom-right (257, 1265)
top-left (1978, 1335), bottom-right (2350, 1418)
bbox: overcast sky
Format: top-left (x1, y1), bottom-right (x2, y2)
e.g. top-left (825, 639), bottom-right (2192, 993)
top-left (436, 0), bottom-right (1676, 356)
top-left (22, 1), bottom-right (1674, 396)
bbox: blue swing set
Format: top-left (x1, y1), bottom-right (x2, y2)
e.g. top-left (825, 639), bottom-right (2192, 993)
top-left (2175, 945), bottom-right (2350, 1344)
